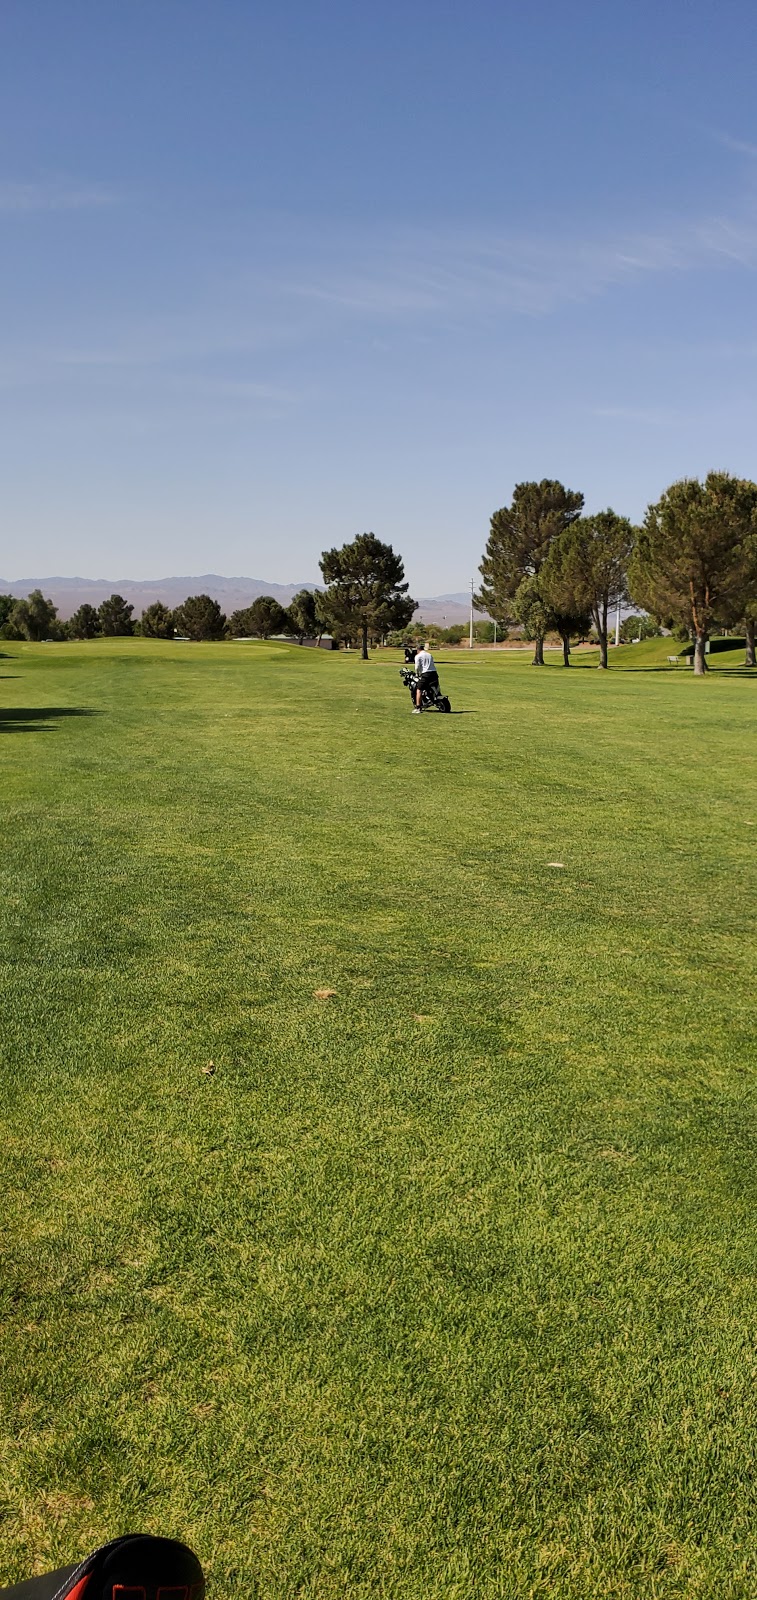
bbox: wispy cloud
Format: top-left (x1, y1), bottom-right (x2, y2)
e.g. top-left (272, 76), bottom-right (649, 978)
top-left (710, 130), bottom-right (757, 161)
top-left (0, 178), bottom-right (117, 213)
top-left (0, 339), bottom-right (304, 426)
top-left (281, 201), bottom-right (757, 322)
top-left (3, 187), bottom-right (757, 407)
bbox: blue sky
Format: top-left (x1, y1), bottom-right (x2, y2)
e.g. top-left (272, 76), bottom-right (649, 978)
top-left (2, 0), bottom-right (757, 593)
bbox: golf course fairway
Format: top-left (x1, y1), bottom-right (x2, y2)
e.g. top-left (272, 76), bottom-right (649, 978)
top-left (1, 638), bottom-right (755, 1599)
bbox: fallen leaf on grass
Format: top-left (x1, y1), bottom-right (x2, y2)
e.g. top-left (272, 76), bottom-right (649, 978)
top-left (202, 1061), bottom-right (216, 1076)
top-left (546, 862), bottom-right (565, 868)
top-left (313, 988), bottom-right (338, 999)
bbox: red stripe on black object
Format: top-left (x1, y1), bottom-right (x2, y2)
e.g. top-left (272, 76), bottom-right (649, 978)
top-left (65, 1581), bottom-right (92, 1600)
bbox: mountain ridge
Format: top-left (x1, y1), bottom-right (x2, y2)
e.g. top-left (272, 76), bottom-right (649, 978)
top-left (0, 575), bottom-right (488, 624)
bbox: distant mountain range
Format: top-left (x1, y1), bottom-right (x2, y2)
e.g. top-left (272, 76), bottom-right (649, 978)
top-left (0, 574), bottom-right (488, 625)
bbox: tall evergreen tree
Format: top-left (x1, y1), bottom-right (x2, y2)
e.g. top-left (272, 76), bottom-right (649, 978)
top-left (629, 473), bottom-right (757, 675)
top-left (140, 601), bottom-right (175, 638)
top-left (319, 533), bottom-right (414, 659)
top-left (475, 480), bottom-right (584, 664)
top-left (542, 510), bottom-right (635, 669)
top-left (98, 594), bottom-right (135, 636)
top-left (69, 603), bottom-right (102, 639)
top-left (173, 594), bottom-right (226, 641)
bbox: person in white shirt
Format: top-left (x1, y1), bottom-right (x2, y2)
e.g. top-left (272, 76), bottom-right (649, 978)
top-left (413, 643), bottom-right (439, 711)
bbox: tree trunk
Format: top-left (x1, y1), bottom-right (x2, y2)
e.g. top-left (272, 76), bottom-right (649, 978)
top-left (746, 617), bottom-right (756, 668)
top-left (598, 629), bottom-right (608, 669)
top-left (561, 631), bottom-right (571, 666)
top-left (532, 633), bottom-right (545, 665)
top-left (361, 622), bottom-right (369, 661)
top-left (693, 633), bottom-right (708, 675)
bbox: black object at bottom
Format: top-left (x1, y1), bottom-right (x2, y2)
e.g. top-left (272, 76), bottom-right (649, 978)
top-left (0, 1564), bottom-right (78, 1600)
top-left (0, 1534), bottom-right (204, 1600)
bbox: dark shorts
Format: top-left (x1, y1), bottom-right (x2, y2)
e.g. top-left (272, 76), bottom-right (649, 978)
top-left (418, 670), bottom-right (439, 693)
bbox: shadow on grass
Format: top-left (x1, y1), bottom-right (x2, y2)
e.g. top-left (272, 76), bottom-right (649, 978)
top-left (0, 707), bottom-right (101, 733)
top-left (610, 666), bottom-right (756, 676)
top-left (545, 662), bottom-right (659, 672)
top-left (542, 661), bottom-right (757, 676)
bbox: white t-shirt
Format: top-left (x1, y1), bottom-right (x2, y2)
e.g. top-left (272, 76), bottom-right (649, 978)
top-left (415, 650), bottom-right (436, 675)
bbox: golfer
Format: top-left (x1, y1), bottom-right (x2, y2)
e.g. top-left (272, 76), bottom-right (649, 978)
top-left (413, 642), bottom-right (439, 712)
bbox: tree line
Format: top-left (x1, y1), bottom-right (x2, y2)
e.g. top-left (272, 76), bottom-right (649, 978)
top-left (476, 472), bottom-right (757, 674)
top-left (0, 588), bottom-right (325, 644)
top-left (0, 533), bottom-right (414, 659)
top-left (4, 474), bottom-right (756, 675)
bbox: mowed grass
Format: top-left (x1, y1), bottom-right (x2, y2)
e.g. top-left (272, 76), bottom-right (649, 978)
top-left (1, 638), bottom-right (756, 1599)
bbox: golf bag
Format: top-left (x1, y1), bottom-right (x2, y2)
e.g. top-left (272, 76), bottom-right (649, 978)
top-left (0, 1534), bottom-right (204, 1600)
top-left (399, 666), bottom-right (451, 713)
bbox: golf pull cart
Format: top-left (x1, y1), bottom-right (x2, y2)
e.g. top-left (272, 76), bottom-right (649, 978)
top-left (399, 666), bottom-right (451, 713)
top-left (0, 1535), bottom-right (204, 1600)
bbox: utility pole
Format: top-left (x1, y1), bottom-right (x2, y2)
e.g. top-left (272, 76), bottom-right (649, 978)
top-left (615, 598), bottom-right (621, 648)
top-left (469, 579), bottom-right (474, 650)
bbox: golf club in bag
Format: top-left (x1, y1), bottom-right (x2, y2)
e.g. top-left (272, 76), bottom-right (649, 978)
top-left (399, 666), bottom-right (451, 712)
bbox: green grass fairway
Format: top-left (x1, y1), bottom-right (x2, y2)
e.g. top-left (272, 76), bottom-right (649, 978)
top-left (2, 640), bottom-right (756, 1599)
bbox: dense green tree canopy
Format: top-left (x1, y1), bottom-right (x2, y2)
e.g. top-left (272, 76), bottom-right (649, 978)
top-left (476, 480), bottom-right (584, 663)
top-left (629, 472), bottom-right (757, 674)
top-left (174, 594), bottom-right (227, 641)
top-left (619, 614), bottom-right (660, 643)
top-left (98, 594), bottom-right (135, 637)
top-left (140, 601), bottom-right (175, 639)
top-left (229, 596), bottom-right (291, 638)
top-left (69, 603), bottom-right (102, 640)
top-left (288, 588), bottom-right (325, 641)
top-left (542, 510), bottom-right (635, 669)
top-left (319, 533), bottom-right (414, 659)
top-left (8, 589), bottom-right (59, 642)
top-left (511, 575), bottom-right (590, 667)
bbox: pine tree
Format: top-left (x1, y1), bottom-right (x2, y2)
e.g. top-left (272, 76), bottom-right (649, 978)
top-left (629, 473), bottom-right (757, 675)
top-left (319, 534), bottom-right (414, 659)
top-left (542, 510), bottom-right (635, 669)
top-left (98, 594), bottom-right (135, 636)
top-left (476, 481), bottom-right (583, 664)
